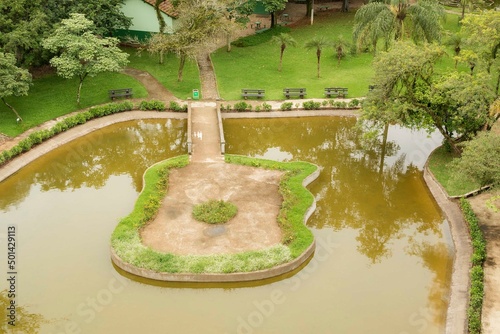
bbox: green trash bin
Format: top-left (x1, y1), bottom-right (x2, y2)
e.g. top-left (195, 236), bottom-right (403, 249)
top-left (192, 89), bottom-right (199, 100)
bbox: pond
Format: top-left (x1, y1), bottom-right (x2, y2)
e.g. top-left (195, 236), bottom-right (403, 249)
top-left (0, 116), bottom-right (453, 333)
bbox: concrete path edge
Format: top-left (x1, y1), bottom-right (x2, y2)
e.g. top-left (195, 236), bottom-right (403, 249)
top-left (423, 148), bottom-right (472, 334)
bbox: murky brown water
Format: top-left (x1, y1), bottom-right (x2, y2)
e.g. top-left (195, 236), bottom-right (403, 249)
top-left (0, 117), bottom-right (453, 333)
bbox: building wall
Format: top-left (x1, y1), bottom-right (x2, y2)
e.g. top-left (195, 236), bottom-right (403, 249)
top-left (122, 0), bottom-right (175, 33)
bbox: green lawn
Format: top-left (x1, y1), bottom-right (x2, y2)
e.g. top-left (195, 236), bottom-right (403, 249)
top-left (428, 146), bottom-right (481, 196)
top-left (213, 13), bottom-right (374, 100)
top-left (0, 72), bottom-right (147, 137)
top-left (125, 48), bottom-right (201, 100)
top-left (212, 12), bottom-right (464, 100)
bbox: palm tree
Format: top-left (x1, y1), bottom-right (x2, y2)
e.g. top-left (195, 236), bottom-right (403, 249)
top-left (333, 35), bottom-right (351, 65)
top-left (305, 36), bottom-right (330, 78)
top-left (271, 33), bottom-right (297, 72)
top-left (353, 0), bottom-right (444, 53)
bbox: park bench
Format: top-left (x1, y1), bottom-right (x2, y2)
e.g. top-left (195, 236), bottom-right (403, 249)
top-left (109, 88), bottom-right (133, 100)
top-left (324, 87), bottom-right (348, 98)
top-left (241, 89), bottom-right (265, 99)
top-left (283, 88), bottom-right (307, 99)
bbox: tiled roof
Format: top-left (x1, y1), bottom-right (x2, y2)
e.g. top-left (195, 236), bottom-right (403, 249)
top-left (142, 0), bottom-right (178, 18)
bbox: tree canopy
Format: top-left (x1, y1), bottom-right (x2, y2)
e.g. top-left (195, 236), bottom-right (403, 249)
top-left (0, 52), bottom-right (32, 121)
top-left (361, 41), bottom-right (496, 154)
top-left (353, 0), bottom-right (445, 53)
top-left (452, 132), bottom-right (500, 187)
top-left (0, 0), bottom-right (131, 67)
top-left (43, 14), bottom-right (129, 104)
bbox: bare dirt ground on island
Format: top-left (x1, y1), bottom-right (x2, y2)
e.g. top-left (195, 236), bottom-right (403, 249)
top-left (140, 162), bottom-right (284, 255)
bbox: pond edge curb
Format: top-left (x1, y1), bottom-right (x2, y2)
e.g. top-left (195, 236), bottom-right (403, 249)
top-left (424, 147), bottom-right (472, 334)
top-left (110, 158), bottom-right (320, 283)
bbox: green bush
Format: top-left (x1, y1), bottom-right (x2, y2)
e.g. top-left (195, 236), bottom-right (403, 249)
top-left (234, 101), bottom-right (251, 112)
top-left (348, 99), bottom-right (360, 108)
top-left (255, 105), bottom-right (262, 112)
top-left (460, 198), bottom-right (486, 334)
top-left (232, 26), bottom-right (291, 47)
top-left (0, 101), bottom-right (134, 167)
top-left (280, 102), bottom-right (293, 111)
top-left (169, 101), bottom-right (188, 112)
top-left (333, 101), bottom-right (347, 109)
top-left (262, 102), bottom-right (272, 111)
top-left (303, 100), bottom-right (321, 110)
top-left (18, 138), bottom-right (33, 152)
top-left (139, 100), bottom-right (166, 111)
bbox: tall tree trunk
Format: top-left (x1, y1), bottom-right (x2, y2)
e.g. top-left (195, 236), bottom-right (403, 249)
top-left (178, 54), bottom-right (186, 82)
top-left (279, 45), bottom-right (285, 71)
top-left (1, 97), bottom-right (23, 122)
top-left (316, 50), bottom-right (321, 78)
top-left (379, 123), bottom-right (389, 175)
top-left (342, 0), bottom-right (349, 12)
top-left (306, 0), bottom-right (313, 17)
top-left (77, 76), bottom-right (85, 105)
top-left (461, 3), bottom-right (465, 20)
top-left (155, 0), bottom-right (166, 33)
top-left (496, 72), bottom-right (500, 96)
top-left (270, 12), bottom-right (276, 28)
top-left (227, 33), bottom-right (232, 52)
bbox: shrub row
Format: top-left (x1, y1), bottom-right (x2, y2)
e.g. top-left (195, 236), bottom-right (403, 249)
top-left (220, 99), bottom-right (361, 112)
top-left (0, 101), bottom-right (134, 167)
top-left (138, 100), bottom-right (188, 112)
top-left (460, 198), bottom-right (486, 334)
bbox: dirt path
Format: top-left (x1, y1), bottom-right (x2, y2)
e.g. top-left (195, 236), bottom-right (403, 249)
top-left (122, 67), bottom-right (178, 101)
top-left (469, 191), bottom-right (500, 334)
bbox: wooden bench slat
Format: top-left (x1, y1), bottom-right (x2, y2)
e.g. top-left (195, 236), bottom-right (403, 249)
top-left (109, 88), bottom-right (133, 100)
top-left (241, 89), bottom-right (265, 99)
top-left (324, 87), bottom-right (348, 98)
top-left (283, 88), bottom-right (307, 98)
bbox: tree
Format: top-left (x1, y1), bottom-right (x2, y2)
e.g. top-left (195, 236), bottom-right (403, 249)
top-left (361, 41), bottom-right (496, 154)
top-left (305, 36), bottom-right (330, 78)
top-left (260, 0), bottom-right (288, 28)
top-left (44, 0), bottom-right (132, 37)
top-left (271, 33), bottom-right (297, 72)
top-left (333, 35), bottom-right (351, 65)
top-left (452, 132), bottom-right (500, 187)
top-left (0, 52), bottom-right (32, 122)
top-left (43, 14), bottom-right (129, 104)
top-left (0, 0), bottom-right (50, 66)
top-left (0, 0), bottom-right (131, 67)
top-left (155, 0), bottom-right (234, 81)
top-left (353, 0), bottom-right (444, 53)
top-left (443, 32), bottom-right (463, 68)
top-left (461, 11), bottom-right (500, 94)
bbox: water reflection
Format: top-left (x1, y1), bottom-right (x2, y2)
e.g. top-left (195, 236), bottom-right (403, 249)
top-left (224, 117), bottom-right (445, 263)
top-left (0, 120), bottom-right (186, 211)
top-left (0, 290), bottom-right (48, 332)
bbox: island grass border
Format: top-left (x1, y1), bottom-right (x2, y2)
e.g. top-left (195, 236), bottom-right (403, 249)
top-left (110, 154), bottom-right (319, 282)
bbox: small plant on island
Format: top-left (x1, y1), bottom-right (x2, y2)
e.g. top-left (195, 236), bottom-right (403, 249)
top-left (192, 200), bottom-right (238, 224)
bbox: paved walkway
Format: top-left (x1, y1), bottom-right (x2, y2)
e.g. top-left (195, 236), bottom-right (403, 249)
top-left (190, 102), bottom-right (223, 162)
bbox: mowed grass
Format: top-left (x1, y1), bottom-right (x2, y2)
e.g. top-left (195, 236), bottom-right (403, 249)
top-left (213, 12), bottom-right (465, 100)
top-left (0, 72), bottom-right (147, 137)
top-left (213, 12), bottom-right (374, 100)
top-left (125, 47), bottom-right (201, 100)
top-left (428, 146), bottom-right (481, 196)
